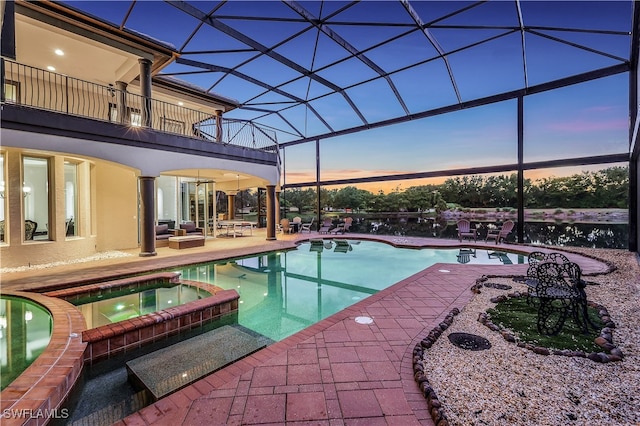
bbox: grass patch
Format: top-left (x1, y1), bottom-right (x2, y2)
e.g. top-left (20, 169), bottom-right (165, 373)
top-left (486, 296), bottom-right (604, 352)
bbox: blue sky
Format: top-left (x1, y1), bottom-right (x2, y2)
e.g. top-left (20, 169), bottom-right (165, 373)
top-left (66, 1), bottom-right (633, 189)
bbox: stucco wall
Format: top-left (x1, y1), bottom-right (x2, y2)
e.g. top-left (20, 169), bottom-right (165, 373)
top-left (94, 162), bottom-right (140, 252)
top-left (0, 150), bottom-right (141, 268)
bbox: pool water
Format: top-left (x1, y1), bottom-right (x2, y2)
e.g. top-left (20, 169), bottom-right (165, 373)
top-left (73, 284), bottom-right (211, 328)
top-left (177, 240), bottom-right (525, 341)
top-left (0, 296), bottom-right (52, 390)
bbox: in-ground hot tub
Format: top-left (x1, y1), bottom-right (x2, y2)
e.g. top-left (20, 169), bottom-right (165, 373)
top-left (43, 272), bottom-right (240, 365)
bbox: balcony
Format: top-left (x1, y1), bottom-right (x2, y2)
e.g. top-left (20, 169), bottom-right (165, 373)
top-left (1, 58), bottom-right (278, 153)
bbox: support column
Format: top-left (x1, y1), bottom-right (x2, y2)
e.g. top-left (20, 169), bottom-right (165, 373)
top-left (266, 185), bottom-right (276, 240)
top-left (215, 109), bottom-right (223, 142)
top-left (139, 176), bottom-right (156, 257)
top-left (516, 96), bottom-right (524, 244)
top-left (115, 81), bottom-right (128, 125)
top-left (139, 58), bottom-right (152, 127)
top-left (316, 139), bottom-right (321, 230)
top-left (227, 193), bottom-right (236, 220)
top-left (275, 191), bottom-right (281, 227)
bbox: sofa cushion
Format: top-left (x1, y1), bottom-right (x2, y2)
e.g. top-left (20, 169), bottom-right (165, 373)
top-left (180, 223), bottom-right (196, 233)
top-left (156, 224), bottom-right (169, 235)
top-left (156, 233), bottom-right (172, 240)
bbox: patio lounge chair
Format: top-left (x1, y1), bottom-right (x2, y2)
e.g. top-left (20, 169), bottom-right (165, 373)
top-left (485, 220), bottom-right (514, 244)
top-left (318, 218), bottom-right (333, 234)
top-left (456, 219), bottom-right (477, 242)
top-left (329, 217), bottom-right (353, 234)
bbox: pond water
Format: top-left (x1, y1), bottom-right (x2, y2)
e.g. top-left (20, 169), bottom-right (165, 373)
top-left (349, 217), bottom-right (628, 249)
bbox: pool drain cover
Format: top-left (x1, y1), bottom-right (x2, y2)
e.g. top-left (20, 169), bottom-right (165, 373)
top-left (448, 332), bottom-right (492, 351)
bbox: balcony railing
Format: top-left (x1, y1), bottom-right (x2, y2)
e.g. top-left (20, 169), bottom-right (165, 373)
top-left (1, 58), bottom-right (278, 152)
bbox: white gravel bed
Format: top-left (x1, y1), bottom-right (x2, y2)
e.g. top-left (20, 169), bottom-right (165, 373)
top-left (0, 251), bottom-right (133, 274)
top-left (422, 248), bottom-right (640, 425)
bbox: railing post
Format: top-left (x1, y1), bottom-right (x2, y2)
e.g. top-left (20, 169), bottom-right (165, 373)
top-left (116, 81), bottom-right (128, 124)
top-left (139, 58), bottom-right (152, 128)
top-left (0, 58), bottom-right (5, 102)
top-left (65, 75), bottom-right (69, 114)
top-left (215, 109), bottom-right (223, 142)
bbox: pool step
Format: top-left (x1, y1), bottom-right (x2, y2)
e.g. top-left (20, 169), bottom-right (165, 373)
top-left (126, 325), bottom-right (268, 401)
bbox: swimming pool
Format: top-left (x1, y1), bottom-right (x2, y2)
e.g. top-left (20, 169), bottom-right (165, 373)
top-left (0, 296), bottom-right (53, 390)
top-left (177, 240), bottom-right (526, 341)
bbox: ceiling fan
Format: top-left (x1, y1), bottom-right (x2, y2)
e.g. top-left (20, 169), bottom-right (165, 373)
top-left (194, 171), bottom-right (215, 186)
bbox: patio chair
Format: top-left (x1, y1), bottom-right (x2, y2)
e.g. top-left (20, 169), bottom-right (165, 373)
top-left (533, 261), bottom-right (596, 335)
top-left (485, 220), bottom-right (514, 244)
top-left (300, 217), bottom-right (314, 233)
top-left (292, 216), bottom-right (302, 233)
top-left (456, 219), bottom-right (477, 242)
top-left (318, 218), bottom-right (333, 234)
top-left (522, 251), bottom-right (572, 303)
top-left (280, 218), bottom-right (293, 234)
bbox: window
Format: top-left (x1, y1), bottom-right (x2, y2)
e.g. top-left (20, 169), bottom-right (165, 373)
top-left (0, 154), bottom-right (5, 243)
top-left (64, 161), bottom-right (78, 237)
top-left (2, 81), bottom-right (19, 103)
top-left (23, 157), bottom-right (49, 241)
top-left (109, 104), bottom-right (142, 127)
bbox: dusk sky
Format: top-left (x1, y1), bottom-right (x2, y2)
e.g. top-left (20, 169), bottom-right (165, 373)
top-left (66, 1), bottom-right (633, 191)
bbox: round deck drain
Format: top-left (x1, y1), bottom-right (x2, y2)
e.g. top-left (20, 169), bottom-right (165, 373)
top-left (448, 332), bottom-right (492, 351)
top-left (484, 282), bottom-right (513, 290)
top-left (355, 316), bottom-right (374, 325)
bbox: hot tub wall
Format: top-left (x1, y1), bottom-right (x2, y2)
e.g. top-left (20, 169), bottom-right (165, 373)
top-left (81, 288), bottom-right (239, 365)
top-left (44, 273), bottom-right (240, 365)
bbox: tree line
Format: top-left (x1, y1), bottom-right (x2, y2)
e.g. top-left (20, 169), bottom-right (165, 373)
top-left (278, 166), bottom-right (629, 213)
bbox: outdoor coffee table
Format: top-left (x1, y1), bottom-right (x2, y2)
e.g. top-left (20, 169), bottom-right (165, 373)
top-left (168, 235), bottom-right (205, 249)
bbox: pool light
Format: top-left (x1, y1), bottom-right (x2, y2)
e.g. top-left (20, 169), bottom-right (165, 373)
top-left (355, 316), bottom-right (373, 325)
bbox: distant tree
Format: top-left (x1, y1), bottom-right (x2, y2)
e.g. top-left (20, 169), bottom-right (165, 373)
top-left (281, 188), bottom-right (315, 213)
top-left (331, 186), bottom-right (372, 210)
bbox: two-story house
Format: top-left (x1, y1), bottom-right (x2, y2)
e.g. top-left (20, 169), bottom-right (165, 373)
top-left (1, 1), bottom-right (281, 268)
